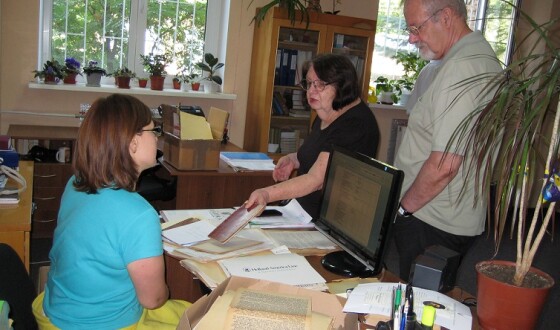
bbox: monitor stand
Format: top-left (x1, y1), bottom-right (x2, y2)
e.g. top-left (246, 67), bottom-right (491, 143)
top-left (321, 250), bottom-right (376, 278)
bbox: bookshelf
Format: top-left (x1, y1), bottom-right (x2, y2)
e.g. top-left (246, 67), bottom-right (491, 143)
top-left (244, 8), bottom-right (376, 155)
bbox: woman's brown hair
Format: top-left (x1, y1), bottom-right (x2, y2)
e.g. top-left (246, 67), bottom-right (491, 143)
top-left (73, 94), bottom-right (153, 193)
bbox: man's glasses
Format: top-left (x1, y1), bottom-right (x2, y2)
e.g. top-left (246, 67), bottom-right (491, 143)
top-left (299, 79), bottom-right (332, 91)
top-left (141, 126), bottom-right (163, 137)
top-left (403, 8), bottom-right (443, 36)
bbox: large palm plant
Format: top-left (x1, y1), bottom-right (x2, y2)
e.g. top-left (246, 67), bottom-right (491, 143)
top-left (448, 3), bottom-right (560, 286)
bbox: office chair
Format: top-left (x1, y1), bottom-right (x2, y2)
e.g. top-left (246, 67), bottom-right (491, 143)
top-left (0, 243), bottom-right (38, 329)
top-left (136, 150), bottom-right (176, 203)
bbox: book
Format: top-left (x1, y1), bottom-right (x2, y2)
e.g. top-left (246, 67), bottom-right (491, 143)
top-left (208, 204), bottom-right (266, 243)
top-left (220, 152), bottom-right (275, 171)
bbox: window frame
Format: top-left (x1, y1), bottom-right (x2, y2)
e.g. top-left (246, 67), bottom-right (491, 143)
top-left (37, 0), bottom-right (229, 87)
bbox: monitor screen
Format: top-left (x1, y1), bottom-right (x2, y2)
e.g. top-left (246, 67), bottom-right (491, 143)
top-left (315, 146), bottom-right (404, 277)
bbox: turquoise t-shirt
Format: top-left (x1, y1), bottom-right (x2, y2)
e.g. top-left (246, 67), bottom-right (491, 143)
top-left (43, 177), bottom-right (162, 329)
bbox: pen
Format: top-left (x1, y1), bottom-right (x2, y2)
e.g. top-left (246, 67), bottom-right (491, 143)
top-left (395, 283), bottom-right (402, 315)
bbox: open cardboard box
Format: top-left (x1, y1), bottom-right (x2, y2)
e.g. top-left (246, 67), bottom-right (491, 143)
top-left (177, 276), bottom-right (357, 330)
top-left (160, 104), bottom-right (229, 170)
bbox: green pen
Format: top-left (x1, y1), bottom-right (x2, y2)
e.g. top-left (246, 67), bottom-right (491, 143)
top-left (394, 283), bottom-right (402, 314)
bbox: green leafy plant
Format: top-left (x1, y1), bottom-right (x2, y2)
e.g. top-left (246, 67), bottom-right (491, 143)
top-left (446, 4), bottom-right (560, 287)
top-left (392, 51), bottom-right (428, 93)
top-left (140, 53), bottom-right (170, 77)
top-left (82, 60), bottom-right (107, 75)
top-left (112, 67), bottom-right (136, 78)
top-left (374, 76), bottom-right (402, 103)
top-left (249, 0), bottom-right (309, 28)
top-left (33, 59), bottom-right (65, 79)
top-left (195, 53), bottom-right (224, 85)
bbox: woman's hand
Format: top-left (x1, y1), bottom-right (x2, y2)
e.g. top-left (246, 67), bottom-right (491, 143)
top-left (273, 154), bottom-right (298, 182)
top-left (245, 188), bottom-right (270, 211)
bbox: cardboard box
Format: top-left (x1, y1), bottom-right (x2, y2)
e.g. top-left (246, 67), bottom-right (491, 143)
top-left (163, 133), bottom-right (220, 170)
top-left (177, 276), bottom-right (357, 330)
top-left (160, 104), bottom-right (225, 170)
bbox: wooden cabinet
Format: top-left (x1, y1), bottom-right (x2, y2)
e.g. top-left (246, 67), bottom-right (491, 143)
top-left (7, 125), bottom-right (79, 239)
top-left (32, 163), bottom-right (73, 238)
top-left (244, 8), bottom-right (376, 154)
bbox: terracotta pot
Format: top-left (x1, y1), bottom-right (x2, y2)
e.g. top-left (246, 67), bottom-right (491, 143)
top-left (191, 82), bottom-right (201, 91)
top-left (150, 75), bottom-right (165, 91)
top-left (172, 79), bottom-right (181, 90)
top-left (138, 79), bottom-right (148, 88)
top-left (44, 75), bottom-right (58, 84)
top-left (476, 260), bottom-right (554, 330)
top-left (63, 72), bottom-right (77, 84)
top-left (116, 76), bottom-right (131, 89)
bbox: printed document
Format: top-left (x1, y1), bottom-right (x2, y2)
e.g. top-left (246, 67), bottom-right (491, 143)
top-left (218, 253), bottom-right (326, 288)
top-left (161, 219), bottom-right (215, 246)
top-left (342, 283), bottom-right (472, 330)
top-left (249, 199), bottom-right (313, 229)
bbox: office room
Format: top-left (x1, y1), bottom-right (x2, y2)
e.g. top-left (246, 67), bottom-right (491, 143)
top-left (1, 0), bottom-right (559, 329)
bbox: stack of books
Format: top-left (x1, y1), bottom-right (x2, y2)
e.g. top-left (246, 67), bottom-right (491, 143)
top-left (219, 152), bottom-right (275, 171)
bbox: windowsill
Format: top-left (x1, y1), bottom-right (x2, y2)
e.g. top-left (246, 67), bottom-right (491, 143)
top-left (28, 82), bottom-right (237, 100)
top-left (368, 103), bottom-right (407, 110)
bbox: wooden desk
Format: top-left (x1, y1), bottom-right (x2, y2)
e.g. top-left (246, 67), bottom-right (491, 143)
top-left (0, 161), bottom-right (34, 272)
top-left (161, 143), bottom-right (275, 210)
top-left (165, 252), bottom-right (480, 329)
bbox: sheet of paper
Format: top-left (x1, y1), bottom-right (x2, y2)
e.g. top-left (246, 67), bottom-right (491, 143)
top-left (179, 112), bottom-right (213, 140)
top-left (161, 208), bottom-right (233, 226)
top-left (190, 237), bottom-right (262, 254)
top-left (249, 199), bottom-right (313, 228)
top-left (161, 219), bottom-right (215, 246)
top-left (342, 283), bottom-right (472, 330)
top-left (265, 230), bottom-right (337, 250)
top-left (218, 253), bottom-right (326, 288)
top-left (207, 106), bottom-right (229, 140)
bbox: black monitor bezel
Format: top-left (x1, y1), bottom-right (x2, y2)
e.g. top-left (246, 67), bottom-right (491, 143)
top-left (315, 146), bottom-right (404, 276)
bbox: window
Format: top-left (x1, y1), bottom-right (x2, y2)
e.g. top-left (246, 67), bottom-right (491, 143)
top-left (39, 0), bottom-right (226, 85)
top-left (371, 0), bottom-right (517, 84)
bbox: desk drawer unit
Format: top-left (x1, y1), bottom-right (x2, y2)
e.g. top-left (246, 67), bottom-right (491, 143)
top-left (32, 163), bottom-right (73, 238)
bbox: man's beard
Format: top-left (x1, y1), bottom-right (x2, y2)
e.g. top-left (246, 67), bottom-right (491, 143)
top-left (417, 42), bottom-right (437, 60)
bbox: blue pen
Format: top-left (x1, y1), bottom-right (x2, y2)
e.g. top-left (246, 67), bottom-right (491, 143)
top-left (400, 301), bottom-right (408, 330)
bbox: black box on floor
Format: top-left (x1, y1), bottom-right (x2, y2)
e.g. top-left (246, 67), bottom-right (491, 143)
top-left (410, 245), bottom-right (460, 292)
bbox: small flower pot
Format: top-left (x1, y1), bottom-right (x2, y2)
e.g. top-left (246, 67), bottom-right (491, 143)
top-left (150, 75), bottom-right (165, 91)
top-left (191, 82), bottom-right (201, 91)
top-left (44, 75), bottom-right (58, 84)
top-left (138, 79), bottom-right (148, 88)
top-left (63, 73), bottom-right (78, 84)
top-left (172, 79), bottom-right (181, 90)
top-left (86, 73), bottom-right (103, 87)
top-left (116, 76), bottom-right (131, 89)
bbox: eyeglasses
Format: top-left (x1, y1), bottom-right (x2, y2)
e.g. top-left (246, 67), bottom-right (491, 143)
top-left (299, 79), bottom-right (332, 91)
top-left (141, 126), bottom-right (163, 137)
top-left (403, 9), bottom-right (443, 36)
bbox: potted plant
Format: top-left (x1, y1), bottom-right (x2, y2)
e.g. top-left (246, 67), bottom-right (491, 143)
top-left (447, 5), bottom-right (558, 329)
top-left (112, 67), bottom-right (136, 89)
top-left (83, 60), bottom-right (107, 87)
top-left (188, 73), bottom-right (201, 91)
top-left (33, 59), bottom-right (64, 84)
top-left (137, 77), bottom-right (149, 88)
top-left (374, 76), bottom-right (401, 105)
top-left (195, 53), bottom-right (224, 93)
top-left (140, 53), bottom-right (169, 91)
top-left (61, 57), bottom-right (82, 84)
top-left (392, 51), bottom-right (427, 106)
top-left (249, 0), bottom-right (310, 28)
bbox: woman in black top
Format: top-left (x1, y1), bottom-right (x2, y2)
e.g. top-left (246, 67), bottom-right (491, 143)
top-left (246, 53), bottom-right (380, 218)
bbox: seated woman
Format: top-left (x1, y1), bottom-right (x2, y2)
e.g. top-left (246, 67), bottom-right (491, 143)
top-left (246, 53), bottom-right (380, 218)
top-left (32, 94), bottom-right (189, 329)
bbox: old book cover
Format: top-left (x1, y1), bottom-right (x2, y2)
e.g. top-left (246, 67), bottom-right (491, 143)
top-left (208, 204), bottom-right (265, 243)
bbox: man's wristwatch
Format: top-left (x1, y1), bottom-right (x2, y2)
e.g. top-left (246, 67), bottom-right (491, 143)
top-left (397, 203), bottom-right (413, 217)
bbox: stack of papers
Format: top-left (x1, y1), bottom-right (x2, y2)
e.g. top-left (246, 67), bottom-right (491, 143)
top-left (220, 152), bottom-right (276, 171)
top-left (342, 283), bottom-right (472, 330)
top-left (249, 199), bottom-right (314, 229)
top-left (218, 253), bottom-right (327, 291)
top-left (161, 219), bottom-right (215, 246)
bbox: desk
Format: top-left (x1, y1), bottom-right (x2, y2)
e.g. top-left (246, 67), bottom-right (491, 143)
top-left (0, 161), bottom-right (34, 272)
top-left (161, 143), bottom-right (275, 210)
top-left (164, 252), bottom-right (480, 329)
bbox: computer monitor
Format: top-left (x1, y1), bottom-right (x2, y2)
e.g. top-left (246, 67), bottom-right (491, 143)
top-left (315, 146), bottom-right (404, 277)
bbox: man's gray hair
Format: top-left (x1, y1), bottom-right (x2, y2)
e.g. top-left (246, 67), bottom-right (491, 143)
top-left (405, 0), bottom-right (468, 21)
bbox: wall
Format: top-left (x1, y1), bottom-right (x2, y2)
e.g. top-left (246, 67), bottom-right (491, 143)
top-left (0, 1), bottom-right (378, 148)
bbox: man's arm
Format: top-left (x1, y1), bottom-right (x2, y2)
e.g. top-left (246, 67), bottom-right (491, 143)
top-left (400, 151), bottom-right (463, 213)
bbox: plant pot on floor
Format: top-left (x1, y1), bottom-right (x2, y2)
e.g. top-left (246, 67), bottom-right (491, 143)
top-left (476, 260), bottom-right (554, 330)
top-left (86, 73), bottom-right (103, 87)
top-left (150, 75), bottom-right (165, 91)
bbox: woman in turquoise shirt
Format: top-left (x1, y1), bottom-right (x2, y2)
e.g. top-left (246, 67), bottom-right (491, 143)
top-left (33, 94), bottom-right (189, 329)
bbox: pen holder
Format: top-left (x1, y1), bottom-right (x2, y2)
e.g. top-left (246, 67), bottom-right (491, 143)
top-left (373, 319), bottom-right (424, 330)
